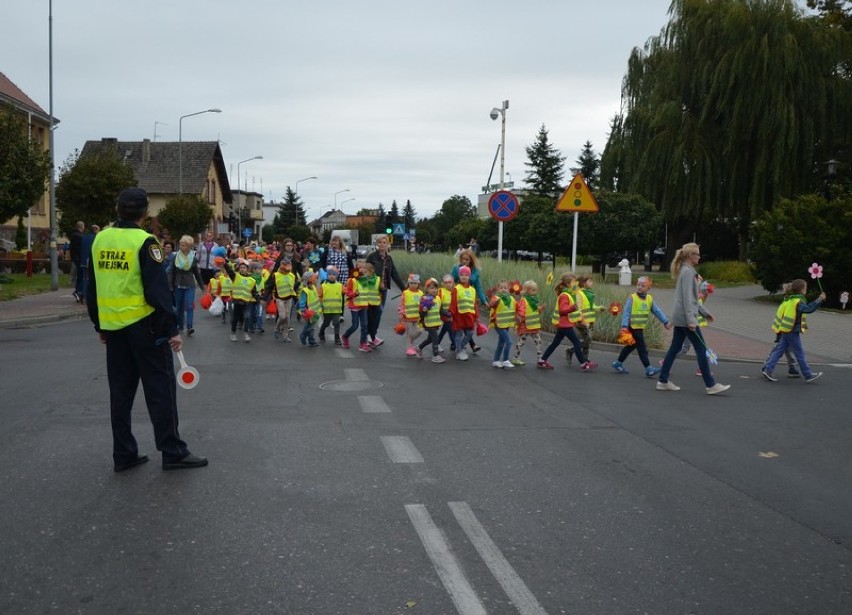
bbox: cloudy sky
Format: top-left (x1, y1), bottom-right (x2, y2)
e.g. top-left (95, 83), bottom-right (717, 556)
top-left (4, 0), bottom-right (674, 221)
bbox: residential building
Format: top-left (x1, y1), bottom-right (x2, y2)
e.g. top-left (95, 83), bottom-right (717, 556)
top-left (0, 71), bottom-right (56, 246)
top-left (79, 138), bottom-right (232, 240)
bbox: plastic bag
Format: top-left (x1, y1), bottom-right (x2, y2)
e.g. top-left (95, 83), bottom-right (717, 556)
top-left (208, 296), bottom-right (224, 317)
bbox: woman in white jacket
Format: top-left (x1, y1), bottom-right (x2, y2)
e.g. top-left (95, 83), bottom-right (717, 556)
top-left (656, 243), bottom-right (731, 395)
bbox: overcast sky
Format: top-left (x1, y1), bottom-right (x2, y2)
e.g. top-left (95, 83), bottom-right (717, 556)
top-left (4, 0), bottom-right (674, 221)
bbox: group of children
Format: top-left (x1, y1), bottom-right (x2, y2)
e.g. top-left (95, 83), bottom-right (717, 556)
top-left (201, 254), bottom-right (826, 383)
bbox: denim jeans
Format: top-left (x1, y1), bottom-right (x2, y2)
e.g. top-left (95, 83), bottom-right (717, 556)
top-left (173, 286), bottom-right (196, 330)
top-left (763, 331), bottom-right (813, 378)
top-left (344, 310), bottom-right (369, 344)
top-left (493, 328), bottom-right (511, 362)
top-left (660, 326), bottom-right (715, 387)
top-left (542, 327), bottom-right (586, 363)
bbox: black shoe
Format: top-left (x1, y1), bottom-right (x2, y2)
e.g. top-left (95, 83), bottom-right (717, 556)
top-left (114, 454), bottom-right (149, 473)
top-left (163, 453), bottom-right (208, 471)
top-left (187, 328), bottom-right (195, 336)
top-left (471, 344), bottom-right (481, 353)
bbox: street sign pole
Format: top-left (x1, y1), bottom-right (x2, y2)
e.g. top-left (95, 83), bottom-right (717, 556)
top-left (571, 212), bottom-right (579, 273)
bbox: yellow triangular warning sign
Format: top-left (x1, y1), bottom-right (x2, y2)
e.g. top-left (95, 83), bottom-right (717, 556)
top-left (555, 174), bottom-right (599, 213)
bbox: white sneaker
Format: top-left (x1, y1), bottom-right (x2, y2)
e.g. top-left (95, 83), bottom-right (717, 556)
top-left (431, 355), bottom-right (446, 364)
top-left (656, 381), bottom-right (681, 391)
top-left (706, 383), bottom-right (731, 395)
top-left (457, 351), bottom-right (469, 361)
top-left (502, 360), bottom-right (515, 369)
top-left (492, 361), bottom-right (503, 368)
top-left (230, 333), bottom-right (237, 342)
top-left (244, 332), bottom-right (251, 343)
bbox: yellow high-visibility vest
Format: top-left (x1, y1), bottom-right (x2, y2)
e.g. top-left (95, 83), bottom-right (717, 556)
top-left (300, 285), bottom-right (322, 315)
top-left (321, 281), bottom-right (343, 314)
top-left (493, 295), bottom-right (516, 329)
top-left (551, 290), bottom-right (583, 325)
top-left (231, 273), bottom-right (257, 302)
top-left (92, 227), bottom-right (156, 330)
top-left (577, 289), bottom-right (596, 323)
top-left (274, 271), bottom-right (297, 298)
top-left (403, 289), bottom-right (423, 320)
top-left (359, 276), bottom-right (381, 306)
top-left (772, 296), bottom-right (805, 333)
top-left (423, 295), bottom-right (443, 327)
top-left (628, 292), bottom-right (653, 329)
top-left (520, 296), bottom-right (541, 331)
top-left (455, 284), bottom-right (476, 314)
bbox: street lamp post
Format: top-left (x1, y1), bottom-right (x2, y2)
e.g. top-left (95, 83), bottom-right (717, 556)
top-left (490, 100), bottom-right (509, 263)
top-left (334, 189), bottom-right (350, 209)
top-left (340, 197), bottom-right (356, 209)
top-left (237, 156), bottom-right (263, 240)
top-left (178, 108), bottom-right (221, 194)
top-left (295, 176), bottom-right (317, 194)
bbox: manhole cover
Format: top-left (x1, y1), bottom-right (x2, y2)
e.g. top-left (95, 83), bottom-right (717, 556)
top-left (319, 379), bottom-right (384, 392)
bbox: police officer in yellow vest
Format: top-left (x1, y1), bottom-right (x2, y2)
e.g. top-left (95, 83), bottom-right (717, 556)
top-left (86, 188), bottom-right (208, 472)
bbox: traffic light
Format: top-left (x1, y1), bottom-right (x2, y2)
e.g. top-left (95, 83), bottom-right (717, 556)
top-left (386, 226), bottom-right (392, 234)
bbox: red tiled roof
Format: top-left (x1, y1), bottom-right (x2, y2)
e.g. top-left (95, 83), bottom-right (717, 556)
top-left (0, 72), bottom-right (49, 117)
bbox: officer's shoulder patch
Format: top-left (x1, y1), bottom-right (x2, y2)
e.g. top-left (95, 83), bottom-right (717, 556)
top-left (149, 244), bottom-right (164, 263)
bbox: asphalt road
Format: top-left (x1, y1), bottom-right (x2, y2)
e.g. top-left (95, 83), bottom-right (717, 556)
top-left (1, 313), bottom-right (850, 614)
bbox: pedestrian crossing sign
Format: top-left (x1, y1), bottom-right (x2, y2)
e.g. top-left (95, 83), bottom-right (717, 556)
top-left (555, 174), bottom-right (599, 213)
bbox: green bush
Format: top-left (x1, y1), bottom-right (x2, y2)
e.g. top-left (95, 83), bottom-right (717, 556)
top-left (696, 260), bottom-right (756, 284)
top-left (392, 252), bottom-right (665, 347)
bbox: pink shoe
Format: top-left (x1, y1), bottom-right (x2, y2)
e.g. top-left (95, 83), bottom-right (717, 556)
top-left (537, 360), bottom-right (554, 370)
top-left (358, 342), bottom-right (372, 352)
top-left (341, 335), bottom-right (350, 349)
top-left (581, 361), bottom-right (598, 371)
top-left (405, 346), bottom-right (417, 357)
top-left (371, 337), bottom-right (384, 348)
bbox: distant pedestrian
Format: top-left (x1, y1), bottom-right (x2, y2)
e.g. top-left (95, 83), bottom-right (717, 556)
top-left (70, 221), bottom-right (85, 302)
top-left (761, 278), bottom-right (825, 383)
top-left (657, 243), bottom-right (731, 394)
top-left (196, 231), bottom-right (219, 286)
top-left (171, 235), bottom-right (205, 336)
top-left (79, 224), bottom-right (99, 303)
top-left (86, 188), bottom-right (207, 472)
top-left (365, 235), bottom-right (405, 346)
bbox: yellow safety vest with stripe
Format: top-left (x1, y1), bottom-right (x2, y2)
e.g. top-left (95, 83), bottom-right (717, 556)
top-left (455, 284), bottom-right (476, 314)
top-left (493, 295), bottom-right (516, 329)
top-left (423, 295), bottom-right (443, 327)
top-left (231, 273), bottom-right (257, 302)
top-left (402, 289), bottom-right (423, 320)
top-left (217, 273), bottom-right (232, 298)
top-left (772, 296), bottom-right (806, 333)
top-left (628, 292), bottom-right (653, 329)
top-left (520, 296), bottom-right (541, 331)
top-left (300, 285), bottom-right (322, 316)
top-left (359, 276), bottom-right (381, 306)
top-left (576, 289), bottom-right (596, 324)
top-left (92, 227), bottom-right (156, 330)
top-left (697, 297), bottom-right (708, 327)
top-left (551, 290), bottom-right (583, 325)
top-left (274, 271), bottom-right (297, 298)
top-left (321, 281), bottom-right (343, 314)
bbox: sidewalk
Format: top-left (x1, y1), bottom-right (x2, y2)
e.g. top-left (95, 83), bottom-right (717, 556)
top-left (1, 284), bottom-right (849, 365)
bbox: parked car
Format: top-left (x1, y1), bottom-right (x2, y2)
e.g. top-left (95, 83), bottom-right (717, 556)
top-left (0, 238), bottom-right (16, 255)
top-left (355, 245), bottom-right (372, 258)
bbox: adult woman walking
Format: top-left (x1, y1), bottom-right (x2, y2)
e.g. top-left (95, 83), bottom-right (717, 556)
top-left (451, 249), bottom-right (487, 353)
top-left (320, 235), bottom-right (354, 285)
top-left (365, 235), bottom-right (405, 346)
top-left (656, 243), bottom-right (730, 395)
top-left (171, 235), bottom-right (205, 336)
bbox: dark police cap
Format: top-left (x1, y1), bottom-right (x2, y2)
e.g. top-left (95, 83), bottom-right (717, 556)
top-left (116, 188), bottom-right (149, 210)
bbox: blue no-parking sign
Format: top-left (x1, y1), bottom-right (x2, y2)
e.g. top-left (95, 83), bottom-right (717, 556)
top-left (487, 191), bottom-right (520, 222)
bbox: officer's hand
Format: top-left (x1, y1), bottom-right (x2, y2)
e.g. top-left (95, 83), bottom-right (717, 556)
top-left (169, 334), bottom-right (183, 352)
top-left (99, 332), bottom-right (107, 344)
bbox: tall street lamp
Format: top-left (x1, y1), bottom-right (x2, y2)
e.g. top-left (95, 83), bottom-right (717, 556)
top-left (295, 176), bottom-right (318, 194)
top-left (340, 197), bottom-right (356, 209)
top-left (179, 108), bottom-right (221, 194)
top-left (334, 189), bottom-right (350, 209)
top-left (490, 100), bottom-right (509, 263)
top-left (237, 156), bottom-right (263, 239)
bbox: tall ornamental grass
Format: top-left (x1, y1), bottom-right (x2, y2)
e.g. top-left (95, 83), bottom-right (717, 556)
top-left (392, 252), bottom-right (664, 348)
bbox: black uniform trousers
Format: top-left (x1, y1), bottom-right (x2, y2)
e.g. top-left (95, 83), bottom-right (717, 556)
top-left (105, 318), bottom-right (189, 465)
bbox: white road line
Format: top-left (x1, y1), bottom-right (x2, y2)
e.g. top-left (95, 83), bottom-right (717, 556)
top-left (344, 368), bottom-right (369, 381)
top-left (335, 349), bottom-right (353, 359)
top-left (358, 395), bottom-right (391, 413)
top-left (405, 504), bottom-right (487, 615)
top-left (381, 436), bottom-right (424, 463)
top-left (449, 501), bottom-right (548, 615)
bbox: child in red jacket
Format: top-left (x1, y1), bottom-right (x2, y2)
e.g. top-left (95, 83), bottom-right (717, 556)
top-left (450, 266), bottom-right (478, 361)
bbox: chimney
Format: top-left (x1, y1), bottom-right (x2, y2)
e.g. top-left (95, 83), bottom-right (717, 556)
top-left (142, 138), bottom-right (151, 165)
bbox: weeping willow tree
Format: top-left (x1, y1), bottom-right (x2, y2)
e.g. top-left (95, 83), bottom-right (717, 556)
top-left (601, 0), bottom-right (851, 260)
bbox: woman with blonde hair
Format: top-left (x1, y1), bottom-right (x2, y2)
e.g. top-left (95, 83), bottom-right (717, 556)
top-left (451, 248), bottom-right (487, 353)
top-left (656, 243), bottom-right (730, 394)
top-left (171, 235), bottom-right (205, 336)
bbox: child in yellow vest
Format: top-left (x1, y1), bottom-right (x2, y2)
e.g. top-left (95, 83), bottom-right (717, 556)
top-left (613, 276), bottom-right (671, 376)
top-left (436, 274), bottom-right (455, 351)
top-left (761, 278), bottom-right (825, 382)
top-left (318, 266), bottom-right (344, 344)
top-left (215, 267), bottom-right (233, 324)
top-left (297, 269), bottom-right (322, 347)
top-left (267, 257), bottom-right (298, 342)
top-left (224, 259), bottom-right (260, 343)
top-left (342, 261), bottom-right (372, 352)
top-left (567, 274), bottom-right (606, 364)
top-left (512, 280), bottom-right (544, 366)
top-left (450, 266), bottom-right (478, 361)
top-left (489, 279), bottom-right (517, 368)
top-left (417, 278), bottom-right (446, 363)
top-left (398, 273), bottom-right (424, 356)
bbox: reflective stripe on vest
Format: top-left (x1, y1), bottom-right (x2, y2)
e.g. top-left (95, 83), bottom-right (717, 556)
top-left (629, 293), bottom-right (652, 329)
top-left (359, 277), bottom-right (381, 306)
top-left (423, 296), bottom-right (442, 327)
top-left (521, 297), bottom-right (541, 330)
top-left (301, 286), bottom-right (321, 314)
top-left (231, 274), bottom-right (256, 302)
top-left (578, 289), bottom-right (596, 323)
top-left (92, 227), bottom-right (156, 330)
top-left (218, 275), bottom-right (232, 298)
top-left (321, 281), bottom-right (343, 314)
top-left (455, 284), bottom-right (476, 314)
top-left (494, 295), bottom-right (516, 329)
top-left (403, 289), bottom-right (423, 320)
top-left (772, 297), bottom-right (805, 333)
top-left (551, 291), bottom-right (583, 325)
top-left (274, 272), bottom-right (296, 298)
